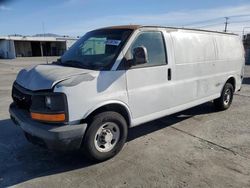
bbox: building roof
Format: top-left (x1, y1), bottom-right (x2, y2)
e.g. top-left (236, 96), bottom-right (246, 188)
top-left (0, 35), bottom-right (78, 42)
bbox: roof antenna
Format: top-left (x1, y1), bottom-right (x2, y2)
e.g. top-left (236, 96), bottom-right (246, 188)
top-left (42, 22), bottom-right (48, 64)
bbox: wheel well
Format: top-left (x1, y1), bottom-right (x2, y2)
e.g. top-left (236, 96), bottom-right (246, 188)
top-left (84, 104), bottom-right (131, 127)
top-left (226, 77), bottom-right (236, 91)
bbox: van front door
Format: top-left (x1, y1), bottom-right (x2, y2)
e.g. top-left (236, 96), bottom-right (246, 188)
top-left (124, 31), bottom-right (173, 125)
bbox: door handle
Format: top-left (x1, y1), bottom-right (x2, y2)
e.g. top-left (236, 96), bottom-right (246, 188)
top-left (168, 68), bottom-right (172, 81)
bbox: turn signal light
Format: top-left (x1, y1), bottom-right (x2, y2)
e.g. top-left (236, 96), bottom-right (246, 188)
top-left (31, 112), bottom-right (66, 122)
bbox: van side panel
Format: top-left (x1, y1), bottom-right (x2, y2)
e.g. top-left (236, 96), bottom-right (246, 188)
top-left (213, 34), bottom-right (245, 91)
top-left (171, 31), bottom-right (243, 103)
top-left (171, 31), bottom-right (218, 104)
top-left (129, 29), bottom-right (244, 126)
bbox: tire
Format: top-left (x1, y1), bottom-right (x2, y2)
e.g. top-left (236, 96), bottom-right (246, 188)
top-left (214, 83), bottom-right (234, 111)
top-left (82, 111), bottom-right (128, 161)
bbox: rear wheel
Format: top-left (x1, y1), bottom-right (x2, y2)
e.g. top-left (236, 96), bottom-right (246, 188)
top-left (214, 83), bottom-right (234, 110)
top-left (82, 111), bottom-right (128, 161)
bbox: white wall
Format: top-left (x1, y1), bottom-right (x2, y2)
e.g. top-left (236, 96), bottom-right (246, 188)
top-left (0, 40), bottom-right (16, 59)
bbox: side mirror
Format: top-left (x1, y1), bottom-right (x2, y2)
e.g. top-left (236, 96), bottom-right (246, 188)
top-left (133, 46), bottom-right (148, 65)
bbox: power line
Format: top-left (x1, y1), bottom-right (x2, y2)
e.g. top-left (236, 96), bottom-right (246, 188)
top-left (195, 19), bottom-right (250, 29)
top-left (230, 19), bottom-right (250, 24)
top-left (183, 14), bottom-right (250, 27)
top-left (183, 17), bottom-right (223, 27)
top-left (185, 19), bottom-right (250, 33)
top-left (194, 22), bottom-right (224, 29)
top-left (229, 14), bottom-right (250, 18)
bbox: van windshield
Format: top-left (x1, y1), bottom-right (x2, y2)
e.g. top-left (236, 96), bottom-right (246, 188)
top-left (60, 29), bottom-right (133, 70)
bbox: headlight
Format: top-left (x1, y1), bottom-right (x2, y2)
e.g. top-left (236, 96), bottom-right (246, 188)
top-left (30, 93), bottom-right (68, 123)
top-left (45, 96), bottom-right (52, 109)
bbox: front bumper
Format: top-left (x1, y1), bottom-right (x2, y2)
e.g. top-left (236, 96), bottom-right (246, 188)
top-left (9, 103), bottom-right (87, 151)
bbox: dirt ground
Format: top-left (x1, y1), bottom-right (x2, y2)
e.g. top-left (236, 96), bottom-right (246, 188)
top-left (0, 57), bottom-right (250, 188)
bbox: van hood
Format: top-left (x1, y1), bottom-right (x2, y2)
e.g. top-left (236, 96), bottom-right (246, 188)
top-left (16, 64), bottom-right (94, 91)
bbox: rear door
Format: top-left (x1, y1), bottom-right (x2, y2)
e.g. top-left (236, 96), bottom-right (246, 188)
top-left (124, 29), bottom-right (174, 124)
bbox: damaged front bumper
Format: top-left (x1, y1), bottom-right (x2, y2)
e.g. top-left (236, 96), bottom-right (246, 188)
top-left (9, 103), bottom-right (87, 151)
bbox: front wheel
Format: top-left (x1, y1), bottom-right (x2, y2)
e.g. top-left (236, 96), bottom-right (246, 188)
top-left (82, 111), bottom-right (128, 161)
top-left (214, 83), bottom-right (234, 111)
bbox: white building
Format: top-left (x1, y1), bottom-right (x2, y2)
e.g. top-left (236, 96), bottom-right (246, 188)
top-left (0, 35), bottom-right (78, 59)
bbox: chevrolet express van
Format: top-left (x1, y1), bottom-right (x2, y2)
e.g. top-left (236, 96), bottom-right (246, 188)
top-left (9, 25), bottom-right (245, 161)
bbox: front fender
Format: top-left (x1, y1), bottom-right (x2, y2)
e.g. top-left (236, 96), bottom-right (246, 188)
top-left (83, 100), bottom-right (132, 126)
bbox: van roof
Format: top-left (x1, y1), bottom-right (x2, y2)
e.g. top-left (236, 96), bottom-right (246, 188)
top-left (99, 25), bottom-right (238, 36)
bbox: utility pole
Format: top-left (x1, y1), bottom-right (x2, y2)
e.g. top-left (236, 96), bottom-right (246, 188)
top-left (42, 22), bottom-right (48, 64)
top-left (224, 17), bottom-right (229, 32)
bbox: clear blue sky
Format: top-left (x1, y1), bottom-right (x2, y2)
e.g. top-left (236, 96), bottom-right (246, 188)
top-left (1, 0), bottom-right (250, 36)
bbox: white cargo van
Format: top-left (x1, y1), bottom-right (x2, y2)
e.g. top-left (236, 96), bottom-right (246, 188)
top-left (9, 25), bottom-right (245, 161)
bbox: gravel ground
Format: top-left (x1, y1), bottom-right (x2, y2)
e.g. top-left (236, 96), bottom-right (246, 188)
top-left (0, 57), bottom-right (250, 188)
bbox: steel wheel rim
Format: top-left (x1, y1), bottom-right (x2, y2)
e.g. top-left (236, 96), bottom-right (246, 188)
top-left (223, 89), bottom-right (231, 105)
top-left (94, 122), bottom-right (120, 153)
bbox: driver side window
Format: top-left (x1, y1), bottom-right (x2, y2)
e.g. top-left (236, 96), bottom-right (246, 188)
top-left (128, 31), bottom-right (167, 68)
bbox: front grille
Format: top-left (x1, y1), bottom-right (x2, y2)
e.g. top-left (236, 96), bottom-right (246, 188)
top-left (12, 83), bottom-right (32, 110)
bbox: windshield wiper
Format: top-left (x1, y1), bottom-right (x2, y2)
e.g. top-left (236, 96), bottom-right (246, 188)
top-left (61, 60), bottom-right (91, 69)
